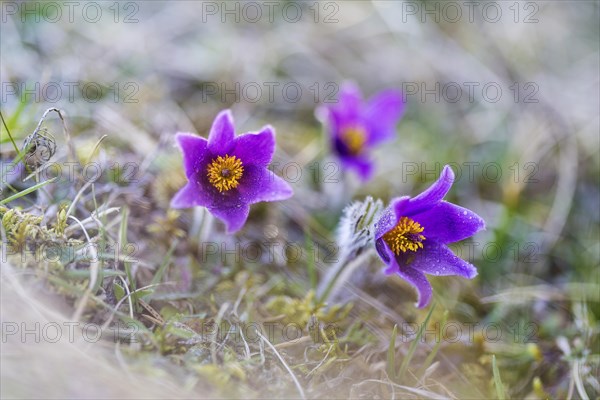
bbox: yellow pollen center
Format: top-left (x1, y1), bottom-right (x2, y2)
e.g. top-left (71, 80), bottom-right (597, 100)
top-left (382, 217), bottom-right (426, 255)
top-left (207, 154), bottom-right (244, 192)
top-left (341, 126), bottom-right (367, 155)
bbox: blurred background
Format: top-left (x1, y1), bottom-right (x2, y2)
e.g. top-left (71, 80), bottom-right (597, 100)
top-left (1, 1), bottom-right (599, 399)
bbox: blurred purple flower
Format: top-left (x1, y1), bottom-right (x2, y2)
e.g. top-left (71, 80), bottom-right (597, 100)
top-left (374, 165), bottom-right (485, 308)
top-left (318, 83), bottom-right (405, 181)
top-left (170, 110), bottom-right (293, 234)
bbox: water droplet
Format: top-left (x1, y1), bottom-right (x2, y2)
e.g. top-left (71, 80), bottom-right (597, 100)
top-left (463, 211), bottom-right (467, 215)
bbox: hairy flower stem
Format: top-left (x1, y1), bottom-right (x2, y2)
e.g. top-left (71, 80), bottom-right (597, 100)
top-left (317, 248), bottom-right (375, 304)
top-left (317, 196), bottom-right (383, 304)
top-left (194, 208), bottom-right (214, 255)
top-left (199, 210), bottom-right (214, 244)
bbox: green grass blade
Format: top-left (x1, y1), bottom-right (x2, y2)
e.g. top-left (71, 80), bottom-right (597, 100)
top-left (119, 206), bottom-right (136, 304)
top-left (305, 229), bottom-right (317, 290)
top-left (150, 239), bottom-right (179, 286)
top-left (398, 303), bottom-right (436, 381)
top-left (63, 269), bottom-right (126, 279)
top-left (0, 111), bottom-right (19, 152)
top-left (0, 177), bottom-right (56, 205)
top-left (492, 354), bottom-right (507, 400)
top-left (3, 96), bottom-right (28, 140)
top-left (417, 310), bottom-right (448, 379)
top-left (387, 324), bottom-right (398, 381)
top-left (90, 184), bottom-right (105, 293)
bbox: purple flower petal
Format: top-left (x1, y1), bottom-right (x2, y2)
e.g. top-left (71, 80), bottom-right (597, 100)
top-left (383, 246), bottom-right (432, 308)
top-left (325, 83), bottom-right (363, 137)
top-left (396, 165), bottom-right (455, 216)
top-left (209, 202), bottom-right (250, 234)
top-left (236, 166), bottom-right (293, 203)
top-left (373, 164), bottom-right (484, 308)
top-left (364, 90), bottom-right (404, 145)
top-left (341, 156), bottom-right (374, 182)
top-left (398, 265), bottom-right (433, 308)
top-left (170, 180), bottom-right (212, 209)
top-left (258, 173), bottom-right (293, 202)
top-left (175, 133), bottom-right (209, 179)
top-left (333, 82), bottom-right (362, 123)
top-left (320, 83), bottom-right (406, 181)
top-left (375, 239), bottom-right (390, 263)
top-left (208, 109), bottom-right (235, 153)
top-left (318, 105), bottom-right (340, 140)
top-left (399, 242), bottom-right (478, 279)
top-left (232, 126), bottom-right (275, 167)
top-left (413, 201), bottom-right (485, 244)
top-left (171, 109), bottom-right (293, 234)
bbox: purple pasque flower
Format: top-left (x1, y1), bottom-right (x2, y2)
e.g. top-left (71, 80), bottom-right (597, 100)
top-left (319, 83), bottom-right (405, 181)
top-left (374, 165), bottom-right (485, 308)
top-left (170, 110), bottom-right (293, 234)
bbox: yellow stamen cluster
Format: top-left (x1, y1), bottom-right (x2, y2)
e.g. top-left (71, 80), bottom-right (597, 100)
top-left (207, 154), bottom-right (244, 192)
top-left (341, 126), bottom-right (367, 155)
top-left (382, 217), bottom-right (426, 255)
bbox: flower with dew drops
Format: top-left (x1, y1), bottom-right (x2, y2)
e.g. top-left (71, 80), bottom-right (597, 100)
top-left (374, 165), bottom-right (485, 308)
top-left (317, 82), bottom-right (405, 181)
top-left (170, 110), bottom-right (293, 233)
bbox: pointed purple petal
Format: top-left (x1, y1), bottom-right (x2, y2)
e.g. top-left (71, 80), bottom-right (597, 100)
top-left (381, 246), bottom-right (433, 308)
top-left (399, 265), bottom-right (433, 308)
top-left (208, 109), bottom-right (235, 153)
top-left (254, 173), bottom-right (293, 202)
top-left (409, 164), bottom-right (455, 206)
top-left (325, 82), bottom-right (363, 134)
top-left (364, 90), bottom-right (405, 145)
top-left (341, 156), bottom-right (373, 181)
top-left (175, 133), bottom-right (209, 179)
top-left (375, 205), bottom-right (399, 264)
top-left (413, 201), bottom-right (485, 244)
top-left (209, 203), bottom-right (250, 234)
top-left (170, 181), bottom-right (212, 209)
top-left (405, 242), bottom-right (478, 279)
top-left (236, 166), bottom-right (293, 203)
top-left (321, 106), bottom-right (341, 138)
top-left (396, 165), bottom-right (455, 216)
top-left (375, 238), bottom-right (391, 263)
top-left (334, 82), bottom-right (363, 122)
top-left (232, 126), bottom-right (275, 167)
top-left (173, 170), bottom-right (245, 211)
